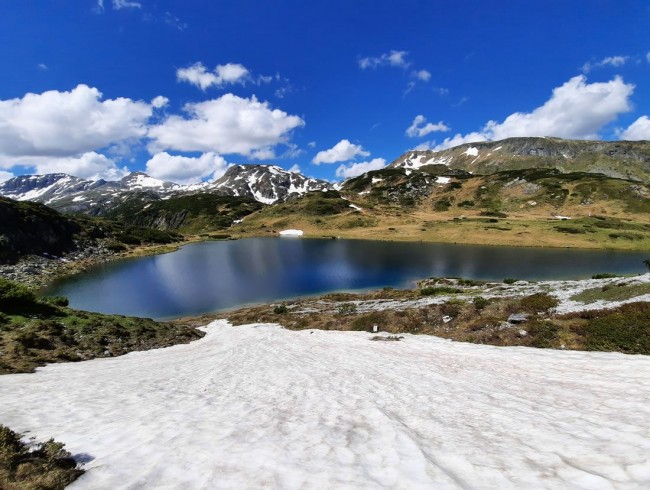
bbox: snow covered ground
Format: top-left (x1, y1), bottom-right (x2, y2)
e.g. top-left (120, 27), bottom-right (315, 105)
top-left (1, 321), bottom-right (650, 489)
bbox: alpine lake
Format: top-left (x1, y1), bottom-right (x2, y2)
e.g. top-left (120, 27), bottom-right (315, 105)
top-left (42, 238), bottom-right (649, 320)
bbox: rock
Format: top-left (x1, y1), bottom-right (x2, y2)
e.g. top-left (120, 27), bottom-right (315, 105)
top-left (508, 313), bottom-right (529, 324)
top-left (518, 329), bottom-right (528, 337)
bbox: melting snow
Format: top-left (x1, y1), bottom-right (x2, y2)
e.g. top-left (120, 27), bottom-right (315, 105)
top-left (464, 147), bottom-right (479, 157)
top-left (435, 177), bottom-right (451, 184)
top-left (0, 321), bottom-right (649, 488)
top-left (279, 229), bottom-right (304, 236)
top-left (349, 203), bottom-right (362, 211)
top-left (128, 174), bottom-right (167, 189)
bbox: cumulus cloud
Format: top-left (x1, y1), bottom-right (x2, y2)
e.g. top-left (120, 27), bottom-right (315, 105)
top-left (176, 62), bottom-right (250, 90)
top-left (413, 70), bottom-right (431, 82)
top-left (647, 52), bottom-right (650, 63)
top-left (434, 75), bottom-right (634, 150)
top-left (0, 170), bottom-right (14, 182)
top-left (8, 152), bottom-right (130, 181)
top-left (359, 50), bottom-right (409, 69)
top-left (620, 116), bottom-right (650, 140)
top-left (335, 158), bottom-right (386, 179)
top-left (312, 139), bottom-right (370, 164)
top-left (148, 93), bottom-right (304, 157)
top-left (582, 56), bottom-right (629, 73)
top-left (0, 84), bottom-right (154, 158)
top-left (151, 95), bottom-right (169, 108)
top-left (406, 115), bottom-right (450, 138)
top-left (145, 152), bottom-right (228, 184)
top-left (288, 164), bottom-right (301, 174)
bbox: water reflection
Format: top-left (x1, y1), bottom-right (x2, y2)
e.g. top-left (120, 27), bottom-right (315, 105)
top-left (43, 238), bottom-right (647, 319)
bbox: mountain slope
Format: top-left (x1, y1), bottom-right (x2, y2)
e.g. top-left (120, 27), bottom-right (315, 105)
top-left (390, 137), bottom-right (650, 182)
top-left (0, 166), bottom-right (332, 216)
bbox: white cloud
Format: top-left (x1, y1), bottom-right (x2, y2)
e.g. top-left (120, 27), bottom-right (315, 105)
top-left (359, 50), bottom-right (409, 69)
top-left (112, 0), bottom-right (141, 9)
top-left (620, 116), bottom-right (650, 140)
top-left (0, 170), bottom-right (14, 182)
top-left (288, 164), bottom-right (301, 174)
top-left (435, 75), bottom-right (634, 150)
top-left (413, 70), bottom-right (431, 82)
top-left (145, 152), bottom-right (228, 184)
top-left (151, 96), bottom-right (169, 109)
top-left (37, 63), bottom-right (48, 70)
top-left (9, 152), bottom-right (129, 181)
top-left (176, 62), bottom-right (250, 90)
top-left (335, 158), bottom-right (386, 179)
top-left (0, 84), bottom-right (153, 158)
top-left (406, 115), bottom-right (450, 138)
top-left (647, 52), bottom-right (650, 63)
top-left (434, 132), bottom-right (488, 150)
top-left (148, 93), bottom-right (304, 157)
top-left (312, 139), bottom-right (370, 164)
top-left (582, 55), bottom-right (629, 73)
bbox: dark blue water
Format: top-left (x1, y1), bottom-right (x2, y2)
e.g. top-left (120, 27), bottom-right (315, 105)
top-left (42, 238), bottom-right (648, 319)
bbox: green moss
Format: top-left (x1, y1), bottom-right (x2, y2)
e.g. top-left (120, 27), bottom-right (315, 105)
top-left (571, 282), bottom-right (650, 303)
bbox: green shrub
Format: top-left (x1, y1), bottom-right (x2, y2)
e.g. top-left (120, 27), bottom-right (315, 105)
top-left (458, 200), bottom-right (475, 208)
top-left (644, 259), bottom-right (650, 271)
top-left (433, 199), bottom-right (452, 212)
top-left (472, 297), bottom-right (490, 311)
top-left (518, 293), bottom-right (559, 313)
top-left (527, 321), bottom-right (560, 348)
top-left (43, 296), bottom-right (69, 307)
top-left (503, 278), bottom-right (517, 284)
top-left (583, 303), bottom-right (650, 354)
top-left (420, 286), bottom-right (462, 296)
top-left (480, 211), bottom-right (508, 218)
top-left (338, 303), bottom-right (357, 315)
top-left (0, 278), bottom-right (37, 313)
top-left (350, 312), bottom-right (384, 331)
top-left (105, 241), bottom-right (127, 252)
top-left (0, 425), bottom-right (83, 487)
top-left (591, 273), bottom-right (618, 279)
top-left (273, 305), bottom-right (288, 314)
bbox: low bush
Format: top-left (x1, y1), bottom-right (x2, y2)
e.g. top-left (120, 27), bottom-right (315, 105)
top-left (591, 273), bottom-right (618, 279)
top-left (503, 278), bottom-right (517, 284)
top-left (518, 293), bottom-right (559, 313)
top-left (420, 286), bottom-right (462, 296)
top-left (338, 303), bottom-right (357, 315)
top-left (527, 321), bottom-right (560, 348)
top-left (472, 297), bottom-right (490, 311)
top-left (0, 425), bottom-right (83, 488)
top-left (583, 303), bottom-right (650, 354)
top-left (273, 305), bottom-right (288, 314)
top-left (0, 278), bottom-right (37, 313)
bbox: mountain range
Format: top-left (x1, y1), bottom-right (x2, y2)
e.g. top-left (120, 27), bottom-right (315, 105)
top-left (0, 165), bottom-right (332, 215)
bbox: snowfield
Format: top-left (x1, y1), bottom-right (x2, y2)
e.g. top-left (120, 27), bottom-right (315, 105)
top-left (1, 321), bottom-right (650, 489)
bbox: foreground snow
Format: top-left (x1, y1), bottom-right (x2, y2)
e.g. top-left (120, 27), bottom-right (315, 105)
top-left (1, 322), bottom-right (650, 489)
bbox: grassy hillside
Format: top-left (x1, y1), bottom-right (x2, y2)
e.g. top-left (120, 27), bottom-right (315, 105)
top-left (0, 196), bottom-right (183, 264)
top-left (105, 193), bottom-right (263, 234)
top-left (0, 277), bottom-right (203, 374)
top-left (231, 169), bottom-right (650, 250)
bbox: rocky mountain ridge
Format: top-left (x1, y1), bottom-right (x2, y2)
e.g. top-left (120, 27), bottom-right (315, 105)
top-left (0, 165), bottom-right (332, 215)
top-left (390, 137), bottom-right (650, 183)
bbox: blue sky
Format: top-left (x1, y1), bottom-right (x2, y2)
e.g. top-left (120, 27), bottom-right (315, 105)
top-left (0, 0), bottom-right (649, 184)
